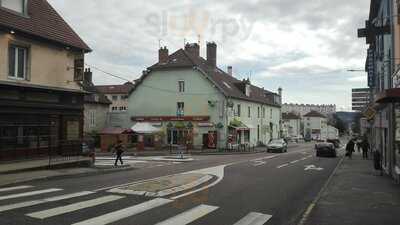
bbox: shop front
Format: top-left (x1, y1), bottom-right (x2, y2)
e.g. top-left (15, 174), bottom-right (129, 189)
top-left (228, 119), bottom-right (252, 149)
top-left (0, 84), bottom-right (84, 161)
top-left (375, 88), bottom-right (400, 181)
top-left (131, 116), bottom-right (213, 150)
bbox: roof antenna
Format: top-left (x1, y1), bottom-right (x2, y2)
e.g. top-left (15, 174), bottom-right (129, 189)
top-left (184, 38), bottom-right (186, 47)
top-left (198, 34), bottom-right (201, 45)
top-left (158, 39), bottom-right (162, 48)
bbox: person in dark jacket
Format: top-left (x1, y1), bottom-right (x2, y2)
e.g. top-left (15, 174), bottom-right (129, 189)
top-left (361, 139), bottom-right (370, 159)
top-left (346, 139), bottom-right (355, 159)
top-left (114, 140), bottom-right (124, 166)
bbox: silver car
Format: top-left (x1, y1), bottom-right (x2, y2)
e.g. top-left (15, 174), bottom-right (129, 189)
top-left (267, 139), bottom-right (288, 153)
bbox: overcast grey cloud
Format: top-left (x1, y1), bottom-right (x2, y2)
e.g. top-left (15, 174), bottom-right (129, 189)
top-left (48, 0), bottom-right (369, 111)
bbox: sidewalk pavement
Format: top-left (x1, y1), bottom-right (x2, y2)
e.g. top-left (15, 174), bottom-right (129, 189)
top-left (0, 157), bottom-right (133, 187)
top-left (0, 156), bottom-right (91, 174)
top-left (304, 153), bottom-right (400, 225)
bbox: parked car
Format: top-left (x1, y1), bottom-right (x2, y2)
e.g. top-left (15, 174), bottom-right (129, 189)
top-left (267, 139), bottom-right (288, 153)
top-left (315, 141), bottom-right (336, 157)
top-left (327, 139), bottom-right (340, 148)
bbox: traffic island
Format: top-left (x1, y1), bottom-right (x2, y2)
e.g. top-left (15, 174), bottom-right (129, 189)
top-left (108, 173), bottom-right (214, 197)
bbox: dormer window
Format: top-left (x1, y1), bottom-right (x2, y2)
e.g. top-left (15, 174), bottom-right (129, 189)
top-left (1, 0), bottom-right (27, 14)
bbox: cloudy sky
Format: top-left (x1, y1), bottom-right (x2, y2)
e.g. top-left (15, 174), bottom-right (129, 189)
top-left (49, 0), bottom-right (369, 111)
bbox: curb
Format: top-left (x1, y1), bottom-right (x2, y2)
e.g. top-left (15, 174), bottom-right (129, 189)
top-left (297, 156), bottom-right (345, 225)
top-left (0, 166), bottom-right (136, 187)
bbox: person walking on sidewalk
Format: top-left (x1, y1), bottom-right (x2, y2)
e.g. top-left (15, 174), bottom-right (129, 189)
top-left (356, 139), bottom-right (362, 153)
top-left (345, 139), bottom-right (355, 159)
top-left (114, 140), bottom-right (124, 166)
top-left (361, 138), bottom-right (370, 159)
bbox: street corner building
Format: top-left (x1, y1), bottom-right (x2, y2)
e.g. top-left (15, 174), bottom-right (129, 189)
top-left (0, 0), bottom-right (91, 160)
top-left (126, 42), bottom-right (282, 150)
top-left (358, 0), bottom-right (400, 181)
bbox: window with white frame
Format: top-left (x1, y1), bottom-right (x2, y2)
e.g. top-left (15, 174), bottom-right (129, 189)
top-left (8, 45), bottom-right (28, 79)
top-left (178, 80), bottom-right (185, 92)
top-left (177, 102), bottom-right (184, 116)
top-left (1, 0), bottom-right (26, 14)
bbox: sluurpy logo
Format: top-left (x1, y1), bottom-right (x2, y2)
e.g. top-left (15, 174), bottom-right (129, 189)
top-left (144, 1), bottom-right (254, 43)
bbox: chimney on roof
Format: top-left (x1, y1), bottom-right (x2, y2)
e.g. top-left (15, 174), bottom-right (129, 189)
top-left (206, 42), bottom-right (217, 67)
top-left (227, 66), bottom-right (233, 76)
top-left (185, 42), bottom-right (200, 57)
top-left (84, 68), bottom-right (92, 83)
top-left (158, 46), bottom-right (169, 64)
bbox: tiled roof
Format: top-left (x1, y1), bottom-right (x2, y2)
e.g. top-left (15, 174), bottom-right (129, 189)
top-left (0, 0), bottom-right (91, 52)
top-left (95, 83), bottom-right (134, 94)
top-left (82, 82), bottom-right (111, 105)
top-left (303, 111), bottom-right (327, 118)
top-left (282, 112), bottom-right (301, 120)
top-left (146, 49), bottom-right (280, 107)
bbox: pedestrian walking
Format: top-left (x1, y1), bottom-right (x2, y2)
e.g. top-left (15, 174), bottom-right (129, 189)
top-left (361, 138), bottom-right (370, 159)
top-left (345, 139), bottom-right (355, 159)
top-left (114, 140), bottom-right (124, 166)
top-left (356, 139), bottom-right (362, 153)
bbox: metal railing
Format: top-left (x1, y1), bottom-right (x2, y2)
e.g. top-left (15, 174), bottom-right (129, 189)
top-left (0, 135), bottom-right (84, 166)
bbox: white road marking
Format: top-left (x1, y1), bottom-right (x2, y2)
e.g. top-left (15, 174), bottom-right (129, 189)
top-left (290, 160), bottom-right (300, 164)
top-left (0, 185), bottom-right (33, 193)
top-left (300, 157), bottom-right (308, 160)
top-left (72, 198), bottom-right (173, 225)
top-left (0, 191), bottom-right (94, 212)
top-left (277, 163), bottom-right (289, 169)
top-left (171, 164), bottom-right (230, 200)
top-left (304, 165), bottom-right (324, 171)
top-left (27, 195), bottom-right (124, 219)
top-left (233, 212), bottom-right (273, 225)
top-left (252, 155), bottom-right (277, 161)
top-left (0, 188), bottom-right (62, 201)
top-left (155, 204), bottom-right (219, 225)
top-left (253, 162), bottom-right (266, 166)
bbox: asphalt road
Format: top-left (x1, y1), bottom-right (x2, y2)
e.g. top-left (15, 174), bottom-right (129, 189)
top-left (0, 142), bottom-right (342, 225)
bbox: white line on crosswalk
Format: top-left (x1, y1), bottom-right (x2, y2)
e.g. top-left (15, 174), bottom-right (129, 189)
top-left (0, 188), bottom-right (62, 201)
top-left (290, 160), bottom-right (300, 164)
top-left (155, 204), bottom-right (219, 225)
top-left (0, 191), bottom-right (94, 213)
top-left (233, 212), bottom-right (273, 225)
top-left (277, 163), bottom-right (289, 168)
top-left (27, 195), bottom-right (124, 219)
top-left (0, 185), bottom-right (33, 193)
top-left (72, 198), bottom-right (173, 225)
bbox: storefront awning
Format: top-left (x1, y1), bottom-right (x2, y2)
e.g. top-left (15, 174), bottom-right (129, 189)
top-left (376, 88), bottom-right (400, 103)
top-left (229, 121), bottom-right (253, 130)
top-left (131, 122), bottom-right (161, 134)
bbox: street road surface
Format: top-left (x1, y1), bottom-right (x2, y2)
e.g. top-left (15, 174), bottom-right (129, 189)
top-left (0, 142), bottom-right (343, 225)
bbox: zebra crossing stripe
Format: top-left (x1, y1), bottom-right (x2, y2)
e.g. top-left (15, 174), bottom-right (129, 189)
top-left (233, 212), bottom-right (273, 225)
top-left (155, 204), bottom-right (219, 225)
top-left (27, 195), bottom-right (124, 219)
top-left (72, 198), bottom-right (173, 225)
top-left (0, 188), bottom-right (62, 201)
top-left (0, 185), bottom-right (33, 193)
top-left (0, 191), bottom-right (94, 213)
